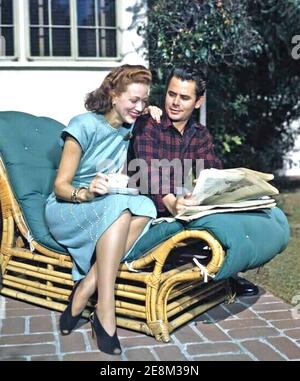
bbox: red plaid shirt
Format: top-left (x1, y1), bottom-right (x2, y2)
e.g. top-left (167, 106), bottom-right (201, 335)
top-left (127, 112), bottom-right (223, 216)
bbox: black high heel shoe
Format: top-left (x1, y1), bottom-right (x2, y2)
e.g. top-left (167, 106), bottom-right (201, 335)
top-left (90, 311), bottom-right (122, 355)
top-left (60, 279), bottom-right (83, 335)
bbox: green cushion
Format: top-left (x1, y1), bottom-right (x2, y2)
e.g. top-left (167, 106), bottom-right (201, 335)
top-left (126, 208), bottom-right (289, 280)
top-left (124, 221), bottom-right (185, 262)
top-left (186, 207), bottom-right (290, 280)
top-left (0, 111), bottom-right (68, 253)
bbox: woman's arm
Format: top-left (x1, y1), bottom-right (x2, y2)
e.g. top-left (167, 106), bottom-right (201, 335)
top-left (54, 136), bottom-right (85, 201)
top-left (147, 105), bottom-right (162, 123)
top-left (54, 136), bottom-right (101, 202)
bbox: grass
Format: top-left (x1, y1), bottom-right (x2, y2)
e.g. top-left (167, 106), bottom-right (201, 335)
top-left (246, 189), bottom-right (300, 304)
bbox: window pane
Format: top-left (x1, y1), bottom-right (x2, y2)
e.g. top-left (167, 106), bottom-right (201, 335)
top-left (30, 27), bottom-right (50, 56)
top-left (78, 28), bottom-right (96, 57)
top-left (0, 27), bottom-right (14, 55)
top-left (77, 0), bottom-right (95, 26)
top-left (99, 29), bottom-right (116, 57)
top-left (0, 0), bottom-right (13, 24)
top-left (52, 0), bottom-right (70, 25)
top-left (52, 27), bottom-right (71, 56)
top-left (29, 0), bottom-right (49, 25)
top-left (0, 1), bottom-right (14, 57)
top-left (105, 29), bottom-right (116, 56)
top-left (97, 0), bottom-right (115, 27)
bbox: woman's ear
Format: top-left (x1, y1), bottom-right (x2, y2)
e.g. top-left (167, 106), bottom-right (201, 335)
top-left (111, 91), bottom-right (117, 106)
top-left (195, 95), bottom-right (205, 110)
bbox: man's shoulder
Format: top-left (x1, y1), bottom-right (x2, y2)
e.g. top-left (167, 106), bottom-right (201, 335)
top-left (193, 120), bottom-right (208, 131)
top-left (193, 121), bottom-right (213, 139)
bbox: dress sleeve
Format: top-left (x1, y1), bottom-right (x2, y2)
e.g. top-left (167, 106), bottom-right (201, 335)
top-left (59, 115), bottom-right (89, 152)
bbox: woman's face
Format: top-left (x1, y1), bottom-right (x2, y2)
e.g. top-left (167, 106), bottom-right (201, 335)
top-left (113, 82), bottom-right (149, 124)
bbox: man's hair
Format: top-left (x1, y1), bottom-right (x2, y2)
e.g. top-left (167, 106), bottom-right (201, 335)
top-left (166, 67), bottom-right (206, 98)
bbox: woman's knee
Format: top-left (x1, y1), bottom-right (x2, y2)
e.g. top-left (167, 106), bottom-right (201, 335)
top-left (131, 216), bottom-right (151, 228)
top-left (117, 210), bottom-right (132, 222)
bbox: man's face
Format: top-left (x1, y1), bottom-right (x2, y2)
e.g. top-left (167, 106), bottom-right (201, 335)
top-left (165, 76), bottom-right (203, 124)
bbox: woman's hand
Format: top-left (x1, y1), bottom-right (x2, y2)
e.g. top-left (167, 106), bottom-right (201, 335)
top-left (88, 173), bottom-right (109, 196)
top-left (145, 105), bottom-right (162, 123)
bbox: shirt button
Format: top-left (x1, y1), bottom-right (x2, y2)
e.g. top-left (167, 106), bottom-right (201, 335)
top-left (24, 146), bottom-right (28, 150)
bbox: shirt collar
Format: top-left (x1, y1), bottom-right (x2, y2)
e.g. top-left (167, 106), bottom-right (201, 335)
top-left (160, 111), bottom-right (202, 131)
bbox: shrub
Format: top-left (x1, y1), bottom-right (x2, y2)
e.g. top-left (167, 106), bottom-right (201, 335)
top-left (142, 0), bottom-right (300, 171)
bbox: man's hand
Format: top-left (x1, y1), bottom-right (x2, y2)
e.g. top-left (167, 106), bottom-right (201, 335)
top-left (163, 193), bottom-right (198, 216)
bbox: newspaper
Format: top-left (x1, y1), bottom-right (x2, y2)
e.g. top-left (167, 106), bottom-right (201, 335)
top-left (154, 168), bottom-right (279, 224)
top-left (191, 167), bottom-right (278, 205)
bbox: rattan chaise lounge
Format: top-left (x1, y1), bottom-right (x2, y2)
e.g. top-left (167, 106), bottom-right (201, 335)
top-left (0, 111), bottom-right (290, 342)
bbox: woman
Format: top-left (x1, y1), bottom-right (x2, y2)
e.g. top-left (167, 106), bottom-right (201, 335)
top-left (45, 64), bottom-right (157, 355)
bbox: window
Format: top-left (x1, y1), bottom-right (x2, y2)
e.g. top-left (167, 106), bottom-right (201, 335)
top-left (28, 0), bottom-right (117, 59)
top-left (0, 0), bottom-right (15, 57)
top-left (29, 0), bottom-right (71, 57)
top-left (77, 0), bottom-right (117, 58)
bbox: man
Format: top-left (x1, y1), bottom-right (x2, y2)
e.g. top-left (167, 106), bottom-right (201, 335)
top-left (127, 67), bottom-right (258, 297)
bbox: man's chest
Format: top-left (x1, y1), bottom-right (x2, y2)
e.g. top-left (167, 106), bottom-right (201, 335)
top-left (156, 131), bottom-right (199, 159)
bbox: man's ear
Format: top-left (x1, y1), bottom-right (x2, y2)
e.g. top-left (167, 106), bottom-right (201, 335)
top-left (195, 95), bottom-right (205, 109)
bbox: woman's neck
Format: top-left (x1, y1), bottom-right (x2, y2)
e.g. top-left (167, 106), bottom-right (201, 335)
top-left (104, 109), bottom-right (123, 129)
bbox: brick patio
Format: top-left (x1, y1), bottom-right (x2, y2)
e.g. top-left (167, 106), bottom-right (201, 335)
top-left (0, 287), bottom-right (299, 361)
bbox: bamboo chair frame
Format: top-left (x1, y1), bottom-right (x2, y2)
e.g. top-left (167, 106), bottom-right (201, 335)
top-left (0, 156), bottom-right (230, 342)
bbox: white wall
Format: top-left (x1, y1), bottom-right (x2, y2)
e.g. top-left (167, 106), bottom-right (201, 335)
top-left (278, 120), bottom-right (300, 177)
top-left (0, 0), bottom-right (148, 125)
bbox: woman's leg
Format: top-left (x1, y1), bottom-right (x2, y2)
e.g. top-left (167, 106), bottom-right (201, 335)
top-left (124, 216), bottom-right (151, 252)
top-left (70, 215), bottom-right (150, 317)
top-left (95, 210), bottom-right (132, 336)
top-left (69, 264), bottom-right (97, 317)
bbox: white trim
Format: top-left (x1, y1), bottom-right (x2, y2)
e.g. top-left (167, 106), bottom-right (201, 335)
top-left (0, 295), bottom-right (6, 320)
top-left (0, 59), bottom-right (121, 68)
top-left (71, 0), bottom-right (77, 58)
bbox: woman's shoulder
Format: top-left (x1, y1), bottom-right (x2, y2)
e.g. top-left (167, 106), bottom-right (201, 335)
top-left (68, 111), bottom-right (99, 125)
top-left (66, 112), bottom-right (103, 134)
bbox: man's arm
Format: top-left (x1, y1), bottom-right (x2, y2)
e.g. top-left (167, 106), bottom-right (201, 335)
top-left (195, 128), bottom-right (223, 173)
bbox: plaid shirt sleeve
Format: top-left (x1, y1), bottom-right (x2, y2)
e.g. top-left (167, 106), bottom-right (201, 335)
top-left (196, 127), bottom-right (223, 171)
top-left (127, 116), bottom-right (168, 215)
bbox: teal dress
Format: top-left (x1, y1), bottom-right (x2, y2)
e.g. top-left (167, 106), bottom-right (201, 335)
top-left (45, 112), bottom-right (157, 280)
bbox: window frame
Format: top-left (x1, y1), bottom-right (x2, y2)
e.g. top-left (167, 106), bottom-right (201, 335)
top-left (0, 0), bottom-right (18, 60)
top-left (25, 0), bottom-right (120, 61)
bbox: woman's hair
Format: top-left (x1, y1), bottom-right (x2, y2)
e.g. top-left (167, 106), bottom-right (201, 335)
top-left (85, 64), bottom-right (152, 114)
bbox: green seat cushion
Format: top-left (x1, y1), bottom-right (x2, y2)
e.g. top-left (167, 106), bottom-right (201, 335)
top-left (126, 208), bottom-right (289, 280)
top-left (124, 221), bottom-right (185, 262)
top-left (186, 207), bottom-right (290, 280)
top-left (0, 111), bottom-right (68, 254)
